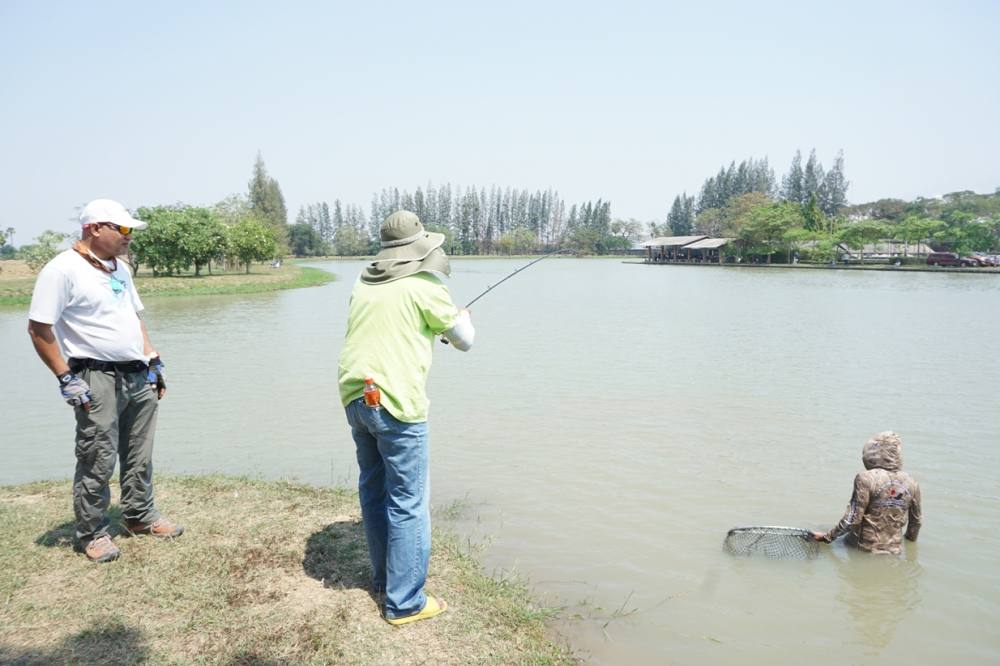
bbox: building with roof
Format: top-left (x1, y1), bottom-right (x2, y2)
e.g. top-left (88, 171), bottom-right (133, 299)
top-left (642, 235), bottom-right (736, 263)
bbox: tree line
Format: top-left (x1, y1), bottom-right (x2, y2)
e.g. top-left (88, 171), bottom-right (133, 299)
top-left (290, 185), bottom-right (625, 257)
top-left (660, 150), bottom-right (849, 238)
top-left (129, 154), bottom-right (287, 275)
top-left (5, 150), bottom-right (999, 274)
top-left (658, 149), bottom-right (999, 262)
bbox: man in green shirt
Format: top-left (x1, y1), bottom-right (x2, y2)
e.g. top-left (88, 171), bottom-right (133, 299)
top-left (338, 211), bottom-right (474, 625)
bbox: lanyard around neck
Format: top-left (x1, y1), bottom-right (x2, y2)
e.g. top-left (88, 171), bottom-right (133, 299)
top-left (72, 241), bottom-right (118, 274)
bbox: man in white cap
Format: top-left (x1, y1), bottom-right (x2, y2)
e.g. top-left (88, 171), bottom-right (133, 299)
top-left (27, 199), bottom-right (183, 563)
top-left (338, 210), bottom-right (474, 624)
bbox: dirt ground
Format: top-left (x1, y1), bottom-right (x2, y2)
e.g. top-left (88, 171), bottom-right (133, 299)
top-left (0, 260), bottom-right (33, 279)
top-left (0, 476), bottom-right (575, 664)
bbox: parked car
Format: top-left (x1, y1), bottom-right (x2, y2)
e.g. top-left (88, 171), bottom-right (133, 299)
top-left (926, 252), bottom-right (978, 267)
top-left (971, 253), bottom-right (997, 266)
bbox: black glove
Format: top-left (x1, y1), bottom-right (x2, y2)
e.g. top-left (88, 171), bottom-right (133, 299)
top-left (147, 356), bottom-right (166, 395)
top-left (58, 373), bottom-right (93, 408)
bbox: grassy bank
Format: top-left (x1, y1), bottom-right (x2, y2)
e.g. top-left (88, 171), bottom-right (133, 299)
top-left (0, 475), bottom-right (574, 665)
top-left (0, 260), bottom-right (335, 308)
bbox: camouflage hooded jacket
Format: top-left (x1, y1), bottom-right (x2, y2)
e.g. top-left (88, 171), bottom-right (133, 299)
top-left (822, 432), bottom-right (922, 555)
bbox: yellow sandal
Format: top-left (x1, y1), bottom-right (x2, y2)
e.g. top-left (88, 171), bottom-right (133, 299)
top-left (385, 595), bottom-right (448, 626)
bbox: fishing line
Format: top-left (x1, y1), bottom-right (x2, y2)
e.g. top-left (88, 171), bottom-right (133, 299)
top-left (441, 248), bottom-right (568, 344)
top-left (462, 248), bottom-right (569, 309)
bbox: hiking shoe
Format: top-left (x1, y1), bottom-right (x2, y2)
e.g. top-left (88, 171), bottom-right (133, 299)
top-left (124, 517), bottom-right (185, 538)
top-left (385, 595), bottom-right (448, 626)
top-left (84, 535), bottom-right (120, 563)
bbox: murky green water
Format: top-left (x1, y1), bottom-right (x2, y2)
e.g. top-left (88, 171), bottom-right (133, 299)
top-left (2, 259), bottom-right (998, 664)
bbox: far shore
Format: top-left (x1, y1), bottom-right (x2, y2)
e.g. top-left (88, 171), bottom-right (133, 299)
top-left (0, 260), bottom-right (335, 308)
top-left (627, 259), bottom-right (1000, 274)
top-left (0, 475), bottom-right (575, 664)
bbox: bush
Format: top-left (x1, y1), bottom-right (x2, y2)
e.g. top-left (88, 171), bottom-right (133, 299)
top-left (21, 231), bottom-right (68, 272)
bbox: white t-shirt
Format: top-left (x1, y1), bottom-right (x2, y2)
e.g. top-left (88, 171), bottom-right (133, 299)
top-left (28, 249), bottom-right (147, 362)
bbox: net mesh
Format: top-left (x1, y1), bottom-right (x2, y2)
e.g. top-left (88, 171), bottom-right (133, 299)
top-left (723, 526), bottom-right (819, 559)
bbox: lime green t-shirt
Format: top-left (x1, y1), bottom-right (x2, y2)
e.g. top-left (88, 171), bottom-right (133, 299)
top-left (337, 272), bottom-right (459, 423)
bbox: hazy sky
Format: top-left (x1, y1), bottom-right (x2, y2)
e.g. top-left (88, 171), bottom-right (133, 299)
top-left (2, 1), bottom-right (997, 241)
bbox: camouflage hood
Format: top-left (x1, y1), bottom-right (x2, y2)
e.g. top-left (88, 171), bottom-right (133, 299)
top-left (862, 431), bottom-right (903, 472)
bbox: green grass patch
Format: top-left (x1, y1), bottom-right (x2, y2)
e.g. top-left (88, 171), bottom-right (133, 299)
top-left (0, 475), bottom-right (575, 664)
top-left (0, 264), bottom-right (335, 308)
top-left (135, 265), bottom-right (335, 299)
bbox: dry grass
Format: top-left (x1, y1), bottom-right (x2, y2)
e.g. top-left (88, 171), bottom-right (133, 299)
top-left (0, 476), bottom-right (575, 665)
top-left (0, 259), bottom-right (34, 279)
top-left (0, 260), bottom-right (36, 307)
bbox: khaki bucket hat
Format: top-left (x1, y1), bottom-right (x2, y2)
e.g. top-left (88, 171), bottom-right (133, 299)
top-left (361, 211), bottom-right (450, 284)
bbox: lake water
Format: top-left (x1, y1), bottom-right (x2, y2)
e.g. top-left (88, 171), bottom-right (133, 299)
top-left (2, 259), bottom-right (998, 664)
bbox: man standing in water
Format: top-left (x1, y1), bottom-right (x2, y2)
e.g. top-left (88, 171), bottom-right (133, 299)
top-left (813, 431), bottom-right (921, 555)
top-left (338, 210), bottom-right (474, 625)
top-left (27, 199), bottom-right (183, 563)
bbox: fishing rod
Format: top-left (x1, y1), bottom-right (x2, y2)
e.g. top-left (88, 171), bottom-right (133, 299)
top-left (464, 248), bottom-right (569, 308)
top-left (441, 248), bottom-right (569, 344)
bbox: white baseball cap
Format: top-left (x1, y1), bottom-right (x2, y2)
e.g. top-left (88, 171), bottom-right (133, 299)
top-left (79, 199), bottom-right (148, 230)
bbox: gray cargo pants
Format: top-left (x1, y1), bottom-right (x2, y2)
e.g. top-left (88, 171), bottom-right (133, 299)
top-left (73, 367), bottom-right (161, 544)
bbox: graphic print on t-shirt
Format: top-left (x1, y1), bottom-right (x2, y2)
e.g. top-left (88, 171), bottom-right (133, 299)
top-left (109, 275), bottom-right (126, 299)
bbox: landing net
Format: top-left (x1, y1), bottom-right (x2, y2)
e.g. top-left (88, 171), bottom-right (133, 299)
top-left (723, 526), bottom-right (819, 559)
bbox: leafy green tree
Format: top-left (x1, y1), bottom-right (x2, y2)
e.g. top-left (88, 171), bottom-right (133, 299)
top-left (288, 222), bottom-right (321, 256)
top-left (897, 216), bottom-right (945, 257)
top-left (567, 226), bottom-right (604, 255)
top-left (718, 192), bottom-right (771, 238)
top-left (800, 236), bottom-right (841, 263)
top-left (802, 195), bottom-right (825, 231)
top-left (22, 231), bottom-right (68, 272)
top-left (133, 206), bottom-right (190, 276)
top-left (838, 220), bottom-right (886, 264)
top-left (847, 198), bottom-right (908, 221)
top-left (426, 222), bottom-right (459, 255)
top-left (953, 220), bottom-right (999, 254)
top-left (495, 228), bottom-right (537, 255)
top-left (610, 218), bottom-right (643, 244)
top-left (227, 217), bottom-right (277, 273)
top-left (332, 226), bottom-right (370, 256)
top-left (739, 202), bottom-right (804, 263)
top-left (212, 194), bottom-right (252, 225)
top-left (179, 208), bottom-right (227, 275)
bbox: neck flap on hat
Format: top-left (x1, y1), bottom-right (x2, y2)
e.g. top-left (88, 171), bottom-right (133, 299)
top-left (361, 247), bottom-right (451, 285)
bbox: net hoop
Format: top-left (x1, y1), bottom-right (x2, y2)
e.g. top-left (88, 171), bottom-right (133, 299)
top-left (723, 525), bottom-right (819, 559)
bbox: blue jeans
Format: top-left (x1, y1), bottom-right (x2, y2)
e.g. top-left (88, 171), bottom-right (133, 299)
top-left (345, 398), bottom-right (430, 619)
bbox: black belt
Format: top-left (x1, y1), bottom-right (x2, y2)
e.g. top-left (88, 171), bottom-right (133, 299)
top-left (69, 358), bottom-right (148, 373)
top-left (69, 358), bottom-right (149, 392)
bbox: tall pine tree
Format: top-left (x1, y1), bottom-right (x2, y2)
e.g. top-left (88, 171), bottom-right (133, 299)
top-left (248, 152), bottom-right (288, 252)
top-left (803, 149), bottom-right (825, 204)
top-left (780, 150), bottom-right (805, 204)
top-left (821, 150), bottom-right (850, 215)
